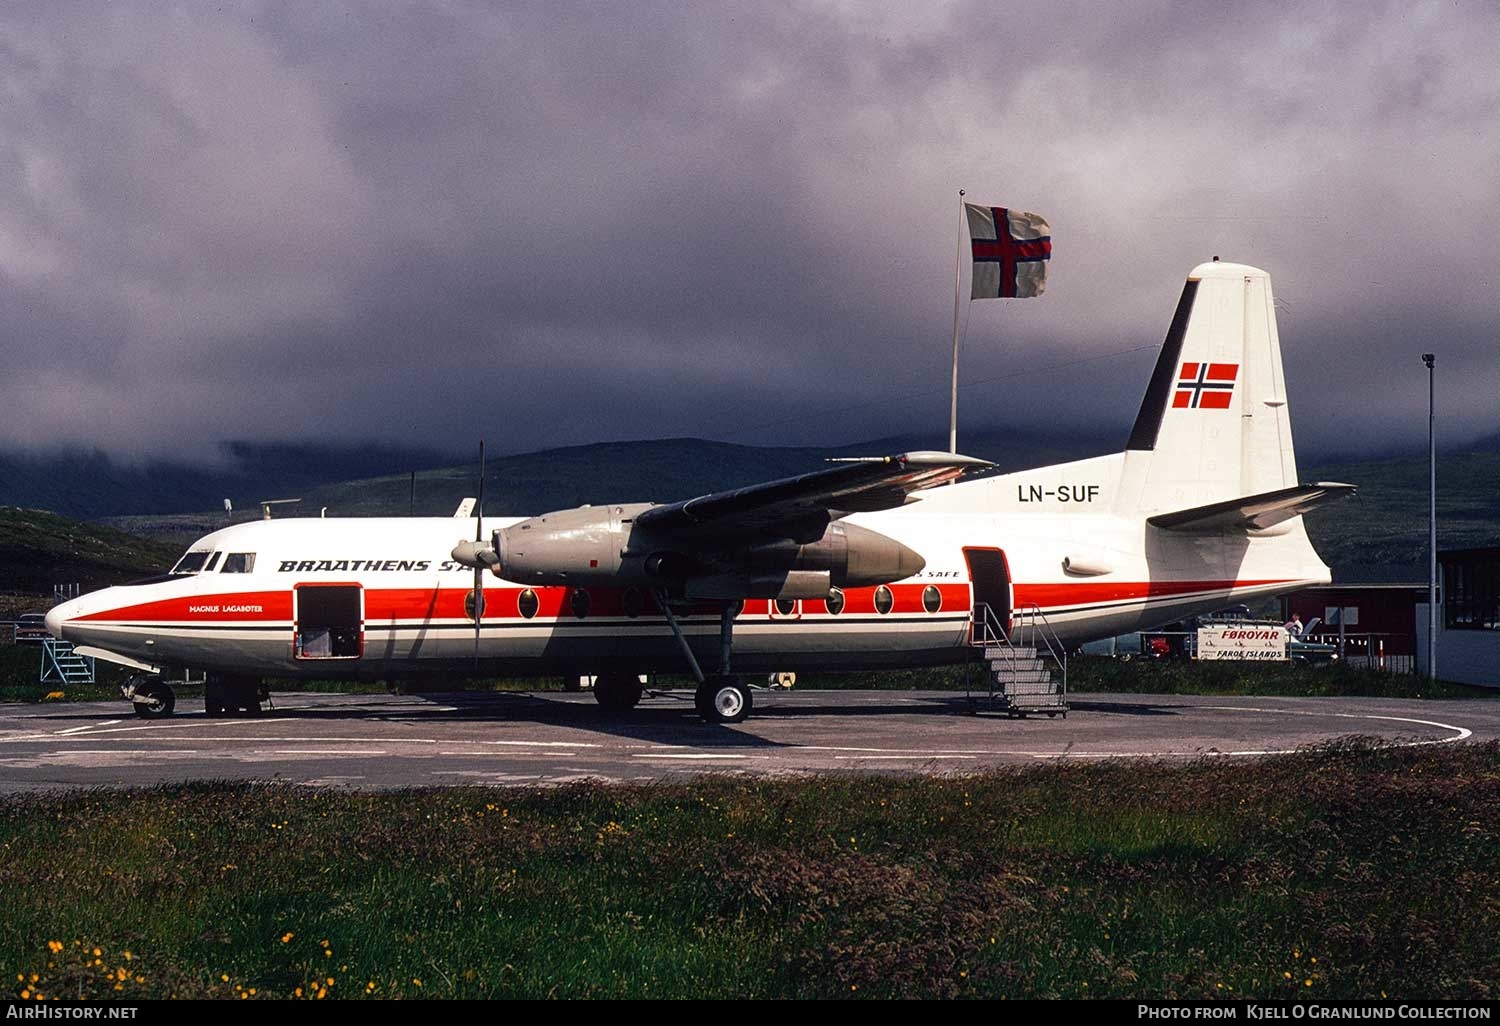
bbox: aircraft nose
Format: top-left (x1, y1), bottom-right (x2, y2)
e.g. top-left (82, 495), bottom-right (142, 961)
top-left (45, 604), bottom-right (66, 639)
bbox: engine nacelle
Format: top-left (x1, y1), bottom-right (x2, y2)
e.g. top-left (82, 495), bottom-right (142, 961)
top-left (734, 522), bottom-right (925, 587)
top-left (496, 503), bottom-right (925, 593)
top-left (496, 503), bottom-right (652, 585)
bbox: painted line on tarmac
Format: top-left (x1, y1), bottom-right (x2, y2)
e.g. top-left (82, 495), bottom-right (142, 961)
top-left (53, 719), bottom-right (121, 735)
top-left (800, 744), bottom-right (995, 755)
top-left (634, 753), bottom-right (762, 760)
top-left (478, 739), bottom-right (600, 748)
top-left (1198, 706), bottom-right (1473, 743)
top-left (834, 754), bottom-right (977, 760)
top-left (0, 730), bottom-right (601, 749)
top-left (50, 749), bottom-right (202, 756)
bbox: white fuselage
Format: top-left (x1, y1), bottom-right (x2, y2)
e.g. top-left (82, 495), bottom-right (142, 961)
top-left (48, 457), bottom-right (1332, 680)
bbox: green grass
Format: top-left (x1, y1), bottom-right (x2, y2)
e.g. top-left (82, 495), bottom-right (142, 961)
top-left (0, 507), bottom-right (178, 594)
top-left (1061, 655), bottom-right (1492, 699)
top-left (1, 743), bottom-right (1495, 999)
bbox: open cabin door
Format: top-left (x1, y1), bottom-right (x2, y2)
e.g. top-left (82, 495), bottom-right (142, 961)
top-left (963, 547), bottom-right (1012, 641)
top-left (294, 584), bottom-right (364, 659)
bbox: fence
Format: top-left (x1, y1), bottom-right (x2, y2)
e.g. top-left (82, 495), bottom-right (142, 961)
top-left (1139, 630), bottom-right (1415, 672)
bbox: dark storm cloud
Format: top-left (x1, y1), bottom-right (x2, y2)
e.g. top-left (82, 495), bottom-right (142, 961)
top-left (0, 1), bottom-right (1495, 459)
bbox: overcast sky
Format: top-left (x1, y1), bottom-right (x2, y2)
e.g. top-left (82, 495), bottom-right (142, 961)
top-left (1, 0), bottom-right (1496, 462)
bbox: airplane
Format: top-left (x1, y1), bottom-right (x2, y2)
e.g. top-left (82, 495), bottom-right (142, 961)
top-left (46, 260), bottom-right (1353, 723)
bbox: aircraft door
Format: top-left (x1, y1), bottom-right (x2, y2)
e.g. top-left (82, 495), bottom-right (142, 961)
top-left (962, 547), bottom-right (1012, 641)
top-left (294, 584), bottom-right (364, 659)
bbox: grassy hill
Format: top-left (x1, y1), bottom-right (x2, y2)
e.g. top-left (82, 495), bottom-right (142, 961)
top-left (0, 507), bottom-right (180, 595)
top-left (1302, 450), bottom-right (1500, 582)
top-left (30, 431), bottom-right (1500, 585)
top-left (297, 428), bottom-right (1110, 518)
top-left (0, 442), bottom-right (458, 520)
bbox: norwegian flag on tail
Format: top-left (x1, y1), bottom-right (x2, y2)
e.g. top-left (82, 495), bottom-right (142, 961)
top-left (966, 203), bottom-right (1051, 299)
top-left (1173, 362), bottom-right (1239, 409)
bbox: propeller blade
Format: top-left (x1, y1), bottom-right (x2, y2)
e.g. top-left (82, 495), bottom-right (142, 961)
top-left (473, 564), bottom-right (484, 668)
top-left (473, 440), bottom-right (485, 669)
top-left (475, 440), bottom-right (485, 542)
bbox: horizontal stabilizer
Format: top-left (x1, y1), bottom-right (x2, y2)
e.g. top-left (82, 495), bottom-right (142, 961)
top-left (1148, 482), bottom-right (1356, 532)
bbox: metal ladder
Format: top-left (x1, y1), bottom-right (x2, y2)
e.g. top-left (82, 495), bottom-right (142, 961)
top-left (967, 602), bottom-right (1068, 717)
top-left (39, 639), bottom-right (95, 686)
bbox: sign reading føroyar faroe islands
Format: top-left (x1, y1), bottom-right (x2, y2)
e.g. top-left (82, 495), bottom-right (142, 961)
top-left (1195, 626), bottom-right (1289, 661)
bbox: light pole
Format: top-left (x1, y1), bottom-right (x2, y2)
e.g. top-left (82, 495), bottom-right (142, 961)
top-left (1423, 353), bottom-right (1437, 680)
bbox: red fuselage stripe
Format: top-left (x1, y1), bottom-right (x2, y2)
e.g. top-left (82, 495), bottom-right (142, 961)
top-left (72, 579), bottom-right (1290, 626)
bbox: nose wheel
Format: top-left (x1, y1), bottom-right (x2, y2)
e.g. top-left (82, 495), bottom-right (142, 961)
top-left (126, 678), bottom-right (176, 719)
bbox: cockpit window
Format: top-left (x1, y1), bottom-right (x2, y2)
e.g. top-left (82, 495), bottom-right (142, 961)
top-left (202, 552), bottom-right (222, 572)
top-left (221, 553), bottom-right (256, 574)
top-left (170, 551), bottom-right (211, 575)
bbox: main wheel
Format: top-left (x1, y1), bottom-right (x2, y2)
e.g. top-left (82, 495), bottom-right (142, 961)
top-left (132, 680), bottom-right (176, 719)
top-left (695, 676), bottom-right (751, 724)
top-left (593, 671), bottom-right (643, 713)
top-left (204, 677), bottom-right (227, 717)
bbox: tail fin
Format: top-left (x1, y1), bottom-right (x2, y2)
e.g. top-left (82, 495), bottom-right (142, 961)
top-left (1116, 261), bottom-right (1299, 516)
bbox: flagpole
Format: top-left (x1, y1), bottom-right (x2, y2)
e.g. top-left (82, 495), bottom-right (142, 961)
top-left (949, 189), bottom-right (966, 454)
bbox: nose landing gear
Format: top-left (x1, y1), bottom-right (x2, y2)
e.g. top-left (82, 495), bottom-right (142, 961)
top-left (122, 675), bottom-right (175, 719)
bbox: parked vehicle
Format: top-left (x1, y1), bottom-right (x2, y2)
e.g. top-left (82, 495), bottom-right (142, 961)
top-left (13, 613), bottom-right (49, 644)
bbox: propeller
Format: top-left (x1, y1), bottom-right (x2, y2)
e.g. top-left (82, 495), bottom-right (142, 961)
top-left (472, 440), bottom-right (484, 667)
top-left (450, 441), bottom-right (499, 669)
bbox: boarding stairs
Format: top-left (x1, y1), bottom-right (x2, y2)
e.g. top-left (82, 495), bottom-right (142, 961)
top-left (39, 639), bottom-right (95, 686)
top-left (968, 603), bottom-right (1068, 717)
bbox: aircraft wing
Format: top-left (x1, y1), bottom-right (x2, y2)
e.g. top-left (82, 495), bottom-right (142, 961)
top-left (633, 451), bottom-right (992, 540)
top-left (1148, 482), bottom-right (1356, 532)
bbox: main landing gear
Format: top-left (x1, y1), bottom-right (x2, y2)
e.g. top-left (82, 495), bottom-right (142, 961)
top-left (204, 674), bottom-right (267, 717)
top-left (658, 594), bottom-right (754, 725)
top-left (694, 676), bottom-right (752, 724)
top-left (588, 598), bottom-right (758, 724)
top-left (592, 671), bottom-right (644, 713)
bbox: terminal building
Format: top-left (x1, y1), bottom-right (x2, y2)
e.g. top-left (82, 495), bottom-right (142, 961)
top-left (1414, 546), bottom-right (1500, 686)
top-left (1278, 547), bottom-right (1500, 686)
top-left (1280, 584), bottom-right (1424, 674)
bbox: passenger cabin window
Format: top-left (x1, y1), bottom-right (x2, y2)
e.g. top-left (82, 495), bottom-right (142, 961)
top-left (518, 589), bottom-right (539, 619)
top-left (171, 551), bottom-right (211, 575)
top-left (922, 585), bottom-right (942, 614)
top-left (221, 553), bottom-right (256, 574)
top-left (825, 588), bottom-right (845, 615)
top-left (874, 585), bottom-right (894, 615)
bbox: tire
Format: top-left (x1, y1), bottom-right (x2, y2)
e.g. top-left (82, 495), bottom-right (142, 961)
top-left (132, 680), bottom-right (176, 719)
top-left (695, 677), bottom-right (751, 724)
top-left (204, 678), bottom-right (227, 717)
top-left (593, 671), bottom-right (643, 713)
